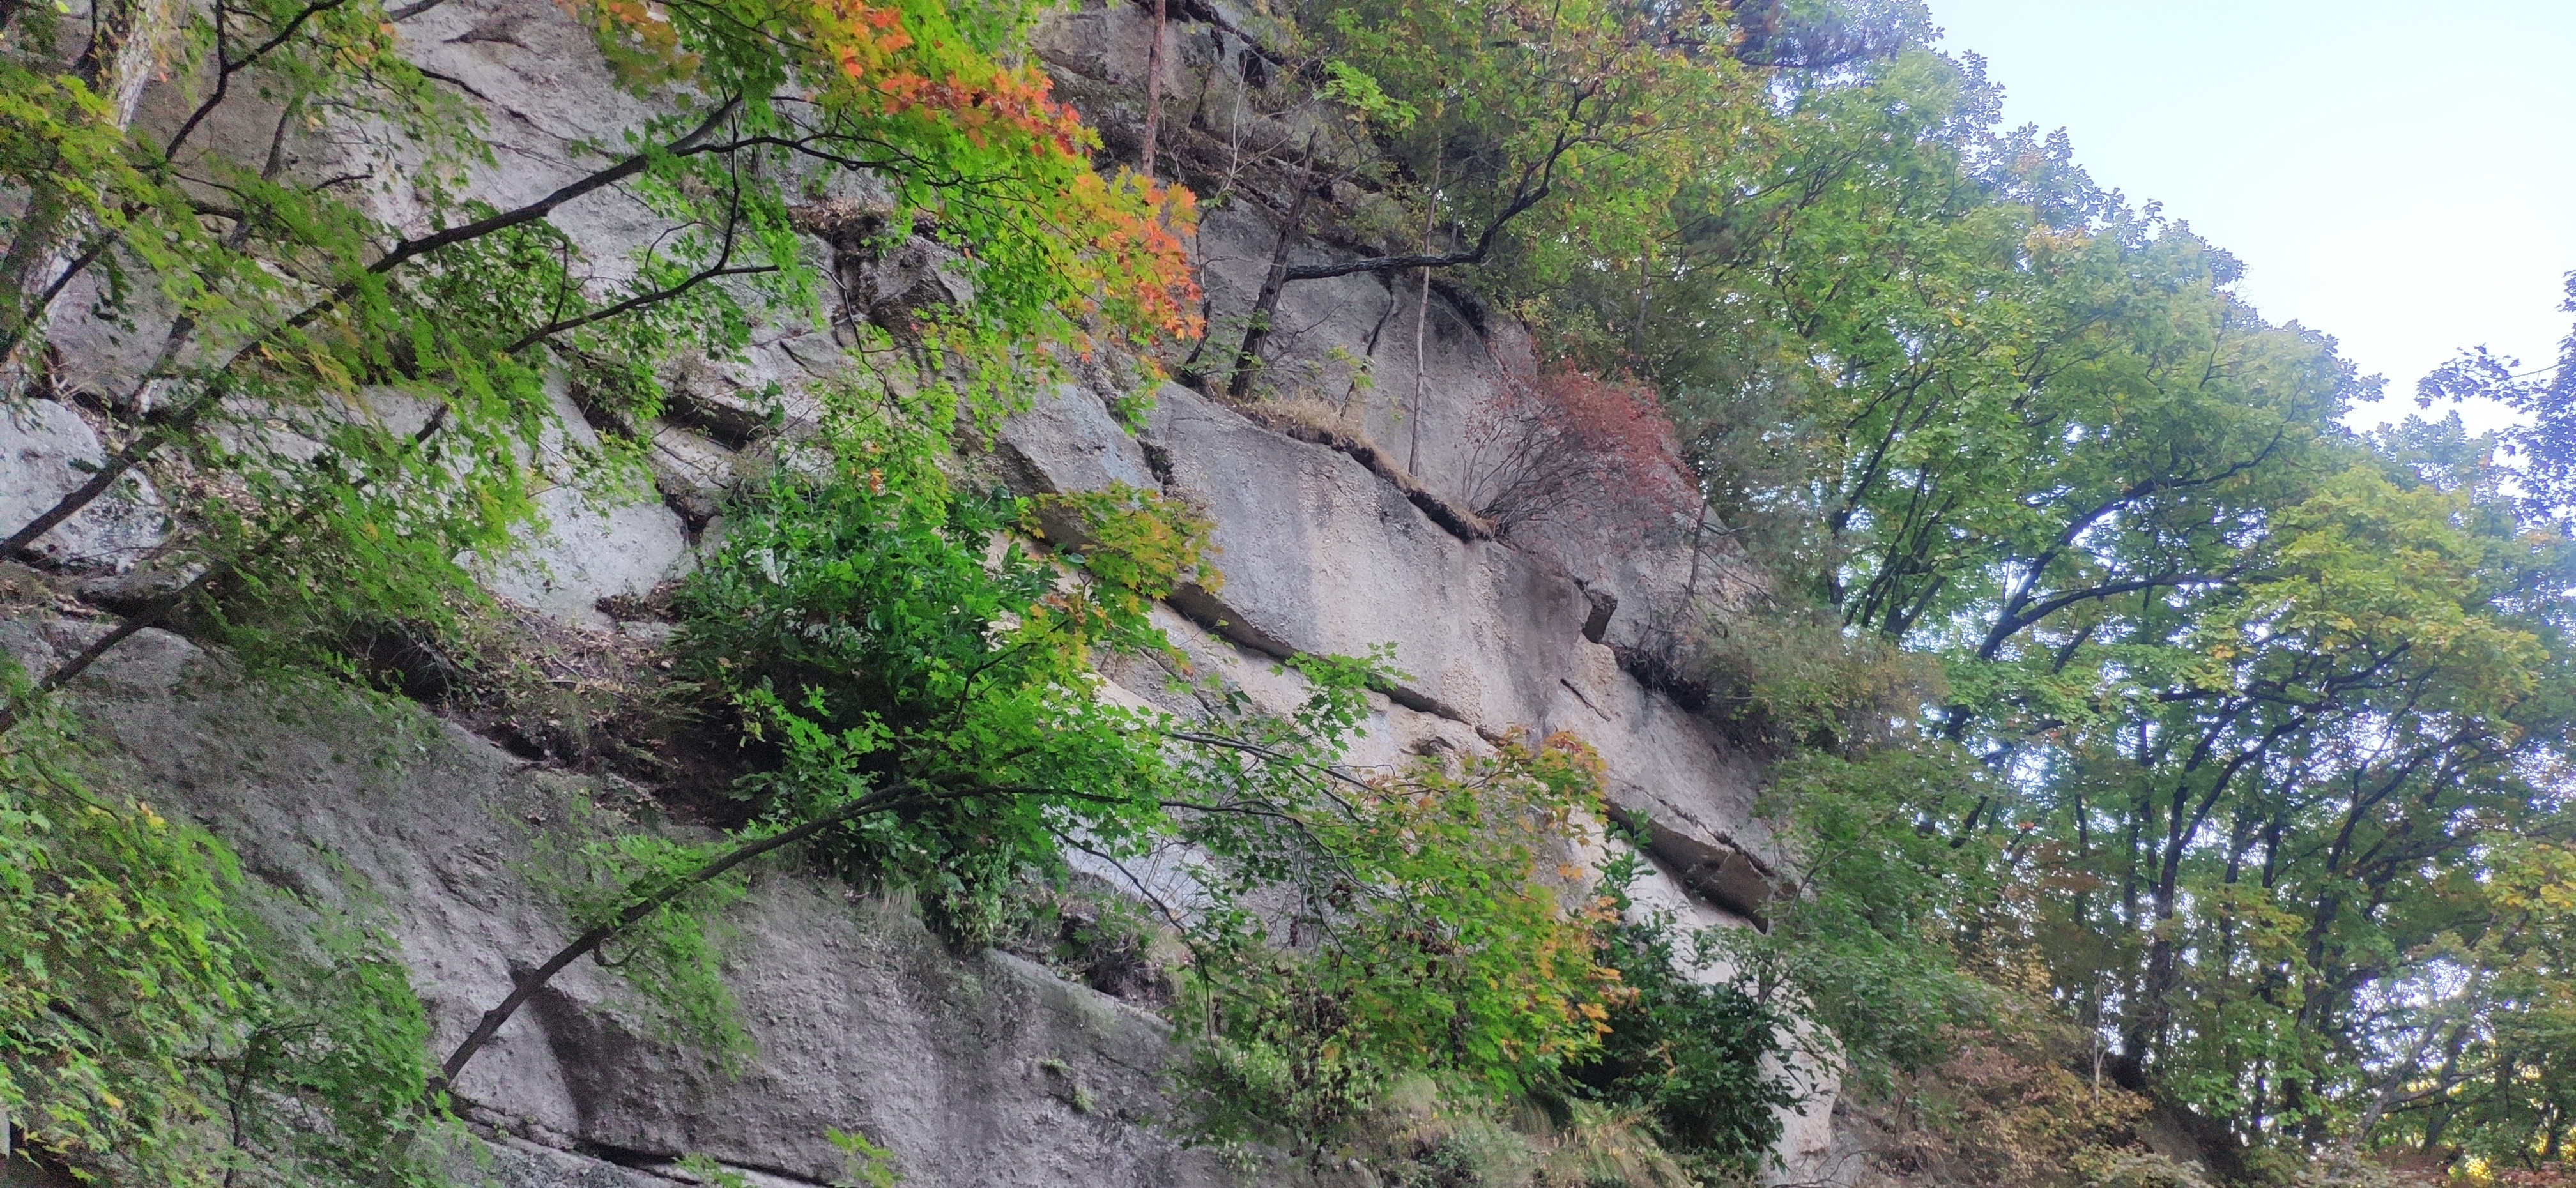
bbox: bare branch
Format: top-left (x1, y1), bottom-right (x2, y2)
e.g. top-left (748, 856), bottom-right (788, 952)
top-left (434, 778), bottom-right (946, 1092)
top-left (0, 403), bottom-right (452, 734)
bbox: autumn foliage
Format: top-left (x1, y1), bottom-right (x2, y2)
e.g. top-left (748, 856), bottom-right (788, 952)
top-left (580, 0), bottom-right (1202, 359)
top-left (1464, 363), bottom-right (1696, 536)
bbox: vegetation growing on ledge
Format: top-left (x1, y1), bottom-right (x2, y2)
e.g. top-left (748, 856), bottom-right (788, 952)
top-left (4, 0), bottom-right (2575, 1182)
top-left (1140, 0), bottom-right (2576, 1180)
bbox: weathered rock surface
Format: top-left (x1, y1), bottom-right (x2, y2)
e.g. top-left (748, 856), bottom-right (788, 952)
top-left (474, 386), bottom-right (698, 628)
top-left (0, 399), bottom-right (167, 573)
top-left (479, 487), bottom-right (694, 628)
top-left (1082, 382), bottom-right (1777, 911)
top-left (995, 383), bottom-right (1162, 498)
top-left (9, 618), bottom-right (1302, 1188)
top-left (0, 0), bottom-right (1846, 1178)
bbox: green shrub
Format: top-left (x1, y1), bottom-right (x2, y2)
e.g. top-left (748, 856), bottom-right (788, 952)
top-left (0, 683), bottom-right (451, 1185)
top-left (1566, 848), bottom-right (1801, 1180)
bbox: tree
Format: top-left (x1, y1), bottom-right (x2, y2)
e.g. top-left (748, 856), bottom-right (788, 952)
top-left (1195, 0), bottom-right (1762, 402)
top-left (1460, 363), bottom-right (1695, 537)
top-left (0, 0), bottom-right (1200, 730)
top-left (2417, 270), bottom-right (2576, 516)
top-left (1533, 19), bottom-right (2576, 1177)
top-left (0, 686), bottom-right (450, 1185)
top-left (1, 0), bottom-right (1199, 1172)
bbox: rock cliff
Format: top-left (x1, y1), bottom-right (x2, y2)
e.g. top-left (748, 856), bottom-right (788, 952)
top-left (0, 0), bottom-right (1834, 1181)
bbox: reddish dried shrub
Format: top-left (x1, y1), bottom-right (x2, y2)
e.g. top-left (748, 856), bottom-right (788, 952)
top-left (1462, 363), bottom-right (1696, 537)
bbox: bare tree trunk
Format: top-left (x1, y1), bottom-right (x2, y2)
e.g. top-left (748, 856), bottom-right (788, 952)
top-left (0, 0), bottom-right (180, 391)
top-left (1406, 152), bottom-right (1438, 475)
top-left (1682, 496), bottom-right (1710, 604)
top-left (1138, 0), bottom-right (1167, 178)
top-left (1225, 133), bottom-right (1318, 400)
top-left (1630, 246), bottom-right (1650, 363)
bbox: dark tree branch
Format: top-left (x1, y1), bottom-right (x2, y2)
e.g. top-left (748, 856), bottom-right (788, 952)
top-left (1275, 151), bottom-right (1558, 284)
top-left (433, 777), bottom-right (946, 1092)
top-left (1167, 728), bottom-right (1375, 802)
top-left (1223, 132), bottom-right (1319, 400)
top-left (371, 100), bottom-right (740, 278)
top-left (0, 367), bottom-right (217, 561)
top-left (1222, 89), bottom-right (1590, 397)
top-left (3, 101), bottom-right (744, 565)
top-left (0, 404), bottom-right (450, 734)
top-left (0, 236), bottom-right (107, 365)
top-left (503, 266), bottom-right (772, 353)
top-left (163, 0), bottom-right (354, 160)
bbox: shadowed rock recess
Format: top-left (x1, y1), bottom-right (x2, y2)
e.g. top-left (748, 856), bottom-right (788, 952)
top-left (0, 0), bottom-right (1833, 1182)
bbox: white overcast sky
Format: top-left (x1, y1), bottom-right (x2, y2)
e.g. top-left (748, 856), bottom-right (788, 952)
top-left (1925, 1), bottom-right (2576, 427)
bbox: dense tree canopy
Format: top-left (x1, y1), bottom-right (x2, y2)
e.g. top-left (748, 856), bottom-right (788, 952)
top-left (1262, 0), bottom-right (2576, 1175)
top-left (1478, 16), bottom-right (2576, 1182)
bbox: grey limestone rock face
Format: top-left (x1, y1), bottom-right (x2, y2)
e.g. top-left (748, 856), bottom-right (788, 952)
top-left (5, 0), bottom-right (1838, 1175)
top-left (475, 388), bottom-right (698, 628)
top-left (26, 622), bottom-right (1306, 1188)
top-left (477, 487), bottom-right (695, 628)
top-left (1143, 382), bottom-right (1590, 722)
top-left (995, 383), bottom-right (1162, 498)
top-left (1131, 383), bottom-right (1779, 893)
top-left (0, 400), bottom-right (169, 573)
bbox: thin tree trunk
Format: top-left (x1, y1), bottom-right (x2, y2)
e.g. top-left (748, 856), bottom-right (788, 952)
top-left (1138, 0), bottom-right (1167, 178)
top-left (0, 0), bottom-right (179, 393)
top-left (1630, 246), bottom-right (1650, 363)
top-left (1406, 151), bottom-right (1438, 475)
top-left (1225, 132), bottom-right (1318, 400)
top-left (1681, 496), bottom-right (1710, 605)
